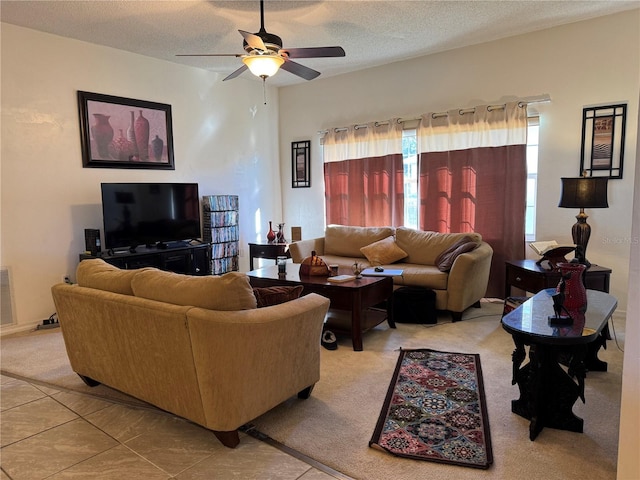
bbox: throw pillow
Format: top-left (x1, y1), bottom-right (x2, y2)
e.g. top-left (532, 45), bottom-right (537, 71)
top-left (434, 236), bottom-right (479, 272)
top-left (131, 270), bottom-right (257, 311)
top-left (395, 227), bottom-right (483, 265)
top-left (324, 225), bottom-right (395, 257)
top-left (253, 285), bottom-right (304, 308)
top-left (360, 236), bottom-right (408, 265)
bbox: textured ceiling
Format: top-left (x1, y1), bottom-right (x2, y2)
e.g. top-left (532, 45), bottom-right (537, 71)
top-left (1, 0), bottom-right (637, 87)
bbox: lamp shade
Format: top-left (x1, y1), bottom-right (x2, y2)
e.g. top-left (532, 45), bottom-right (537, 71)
top-left (558, 177), bottom-right (609, 209)
top-left (242, 55), bottom-right (284, 78)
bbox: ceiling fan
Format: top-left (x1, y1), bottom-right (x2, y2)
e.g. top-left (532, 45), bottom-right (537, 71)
top-left (177, 0), bottom-right (345, 82)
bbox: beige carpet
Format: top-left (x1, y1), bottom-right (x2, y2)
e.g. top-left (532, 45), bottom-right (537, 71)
top-left (251, 300), bottom-right (624, 480)
top-left (1, 301), bottom-right (625, 479)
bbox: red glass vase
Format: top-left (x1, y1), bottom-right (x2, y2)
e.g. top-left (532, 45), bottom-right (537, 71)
top-left (556, 262), bottom-right (587, 312)
top-left (266, 221), bottom-right (276, 243)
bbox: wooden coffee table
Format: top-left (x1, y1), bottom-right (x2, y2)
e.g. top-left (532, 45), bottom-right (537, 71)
top-left (247, 264), bottom-right (395, 351)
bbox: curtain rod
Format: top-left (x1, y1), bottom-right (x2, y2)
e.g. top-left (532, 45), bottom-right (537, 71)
top-left (318, 94), bottom-right (551, 135)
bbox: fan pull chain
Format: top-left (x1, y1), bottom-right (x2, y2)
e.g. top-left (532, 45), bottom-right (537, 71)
top-left (262, 77), bottom-right (267, 105)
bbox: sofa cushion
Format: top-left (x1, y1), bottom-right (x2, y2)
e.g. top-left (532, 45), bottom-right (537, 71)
top-left (132, 270), bottom-right (257, 311)
top-left (324, 225), bottom-right (395, 258)
top-left (434, 236), bottom-right (479, 272)
top-left (360, 236), bottom-right (408, 265)
top-left (395, 227), bottom-right (482, 265)
top-left (253, 285), bottom-right (304, 308)
top-left (76, 259), bottom-right (145, 295)
top-left (391, 263), bottom-right (450, 290)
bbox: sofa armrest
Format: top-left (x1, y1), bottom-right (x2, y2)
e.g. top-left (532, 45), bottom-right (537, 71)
top-left (446, 242), bottom-right (494, 312)
top-left (186, 293), bottom-right (330, 431)
top-left (288, 237), bottom-right (325, 263)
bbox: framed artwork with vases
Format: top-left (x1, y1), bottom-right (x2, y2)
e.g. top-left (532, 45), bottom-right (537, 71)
top-left (77, 91), bottom-right (175, 170)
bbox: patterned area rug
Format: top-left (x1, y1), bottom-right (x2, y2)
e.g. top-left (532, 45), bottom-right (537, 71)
top-left (369, 348), bottom-right (493, 469)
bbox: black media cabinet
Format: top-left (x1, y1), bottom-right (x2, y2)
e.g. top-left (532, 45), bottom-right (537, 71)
top-left (79, 243), bottom-right (212, 275)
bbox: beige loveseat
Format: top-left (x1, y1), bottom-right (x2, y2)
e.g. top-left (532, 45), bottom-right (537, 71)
top-left (51, 259), bottom-right (330, 448)
top-left (289, 225), bottom-right (493, 321)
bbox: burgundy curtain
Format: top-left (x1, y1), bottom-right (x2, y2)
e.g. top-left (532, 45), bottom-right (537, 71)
top-left (323, 121), bottom-right (404, 227)
top-left (419, 146), bottom-right (527, 297)
top-left (417, 102), bottom-right (528, 298)
top-left (324, 154), bottom-right (404, 226)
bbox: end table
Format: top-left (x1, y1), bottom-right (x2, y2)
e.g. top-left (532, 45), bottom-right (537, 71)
top-left (505, 259), bottom-right (611, 298)
top-left (248, 242), bottom-right (291, 271)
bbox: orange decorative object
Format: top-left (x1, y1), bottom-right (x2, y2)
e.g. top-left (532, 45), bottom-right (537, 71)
top-left (299, 250), bottom-right (330, 276)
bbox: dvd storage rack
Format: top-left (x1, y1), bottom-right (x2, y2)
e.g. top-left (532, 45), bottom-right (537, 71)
top-left (202, 195), bottom-right (239, 275)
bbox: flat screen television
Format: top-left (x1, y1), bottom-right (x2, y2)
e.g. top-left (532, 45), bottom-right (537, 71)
top-left (101, 182), bottom-right (201, 251)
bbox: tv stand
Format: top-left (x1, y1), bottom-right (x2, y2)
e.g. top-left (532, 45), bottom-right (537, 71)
top-left (80, 243), bottom-right (211, 275)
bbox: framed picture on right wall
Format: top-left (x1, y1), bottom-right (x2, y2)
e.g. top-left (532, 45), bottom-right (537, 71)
top-left (292, 140), bottom-right (311, 188)
top-left (580, 103), bottom-right (626, 179)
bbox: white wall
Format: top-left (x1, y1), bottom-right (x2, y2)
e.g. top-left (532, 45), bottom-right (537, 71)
top-left (1, 24), bottom-right (282, 333)
top-left (617, 92), bottom-right (640, 480)
top-left (278, 10), bottom-right (639, 314)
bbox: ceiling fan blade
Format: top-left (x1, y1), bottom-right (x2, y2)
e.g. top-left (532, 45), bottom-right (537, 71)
top-left (280, 60), bottom-right (321, 81)
top-left (280, 46), bottom-right (345, 59)
top-left (176, 53), bottom-right (243, 57)
top-left (223, 64), bottom-right (248, 81)
top-left (239, 30), bottom-right (267, 52)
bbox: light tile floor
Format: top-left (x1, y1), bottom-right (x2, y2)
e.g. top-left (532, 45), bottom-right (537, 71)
top-left (0, 374), bottom-right (351, 480)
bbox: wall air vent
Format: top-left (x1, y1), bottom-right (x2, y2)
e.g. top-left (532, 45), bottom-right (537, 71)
top-left (1, 268), bottom-right (15, 325)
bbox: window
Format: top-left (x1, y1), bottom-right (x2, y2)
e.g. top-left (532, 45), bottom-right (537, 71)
top-left (401, 116), bottom-right (539, 236)
top-left (526, 117), bottom-right (539, 241)
top-left (402, 129), bottom-right (418, 229)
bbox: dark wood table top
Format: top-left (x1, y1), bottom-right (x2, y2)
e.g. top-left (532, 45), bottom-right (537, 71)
top-left (505, 259), bottom-right (612, 274)
top-left (501, 288), bottom-right (617, 345)
top-left (248, 242), bottom-right (290, 247)
top-left (247, 263), bottom-right (387, 289)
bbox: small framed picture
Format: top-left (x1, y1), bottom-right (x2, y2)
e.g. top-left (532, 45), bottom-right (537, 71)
top-left (580, 104), bottom-right (626, 179)
top-left (292, 140), bottom-right (311, 188)
top-left (78, 91), bottom-right (175, 170)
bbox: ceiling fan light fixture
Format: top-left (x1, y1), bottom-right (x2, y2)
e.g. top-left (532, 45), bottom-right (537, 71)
top-left (179, 0), bottom-right (343, 82)
top-left (242, 55), bottom-right (284, 78)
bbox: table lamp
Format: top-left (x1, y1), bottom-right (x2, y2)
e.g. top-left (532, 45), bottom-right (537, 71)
top-left (558, 175), bottom-right (609, 268)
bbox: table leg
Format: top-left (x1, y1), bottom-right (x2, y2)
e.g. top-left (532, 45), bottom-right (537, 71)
top-left (511, 338), bottom-right (526, 386)
top-left (386, 281), bottom-right (396, 329)
top-left (510, 339), bottom-right (585, 440)
top-left (351, 290), bottom-right (363, 351)
top-left (541, 346), bottom-right (585, 436)
top-left (584, 325), bottom-right (609, 372)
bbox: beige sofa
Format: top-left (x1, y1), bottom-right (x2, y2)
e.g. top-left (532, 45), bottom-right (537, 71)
top-left (51, 259), bottom-right (330, 448)
top-left (289, 225), bottom-right (493, 321)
